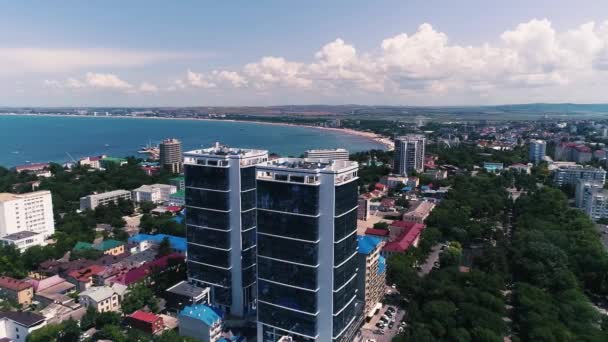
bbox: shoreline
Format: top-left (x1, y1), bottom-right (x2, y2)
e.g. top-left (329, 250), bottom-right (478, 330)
top-left (0, 113), bottom-right (394, 150)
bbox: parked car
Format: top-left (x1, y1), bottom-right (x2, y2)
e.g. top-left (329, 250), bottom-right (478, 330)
top-left (389, 322), bottom-right (394, 329)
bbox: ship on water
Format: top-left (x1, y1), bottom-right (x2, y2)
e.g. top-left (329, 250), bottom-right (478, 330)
top-left (137, 140), bottom-right (160, 160)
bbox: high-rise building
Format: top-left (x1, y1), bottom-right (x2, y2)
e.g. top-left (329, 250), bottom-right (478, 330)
top-left (184, 143), bottom-right (268, 318)
top-left (553, 166), bottom-right (606, 187)
top-left (582, 187), bottom-right (608, 221)
top-left (304, 149), bottom-right (349, 161)
top-left (393, 135), bottom-right (426, 176)
top-left (255, 158), bottom-right (362, 342)
top-left (159, 138), bottom-right (183, 174)
top-left (356, 236), bottom-right (385, 320)
top-left (575, 179), bottom-right (605, 208)
top-left (0, 191), bottom-right (55, 239)
top-left (528, 139), bottom-right (547, 165)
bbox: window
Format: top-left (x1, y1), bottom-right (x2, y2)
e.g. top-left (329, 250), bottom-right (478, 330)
top-left (186, 188), bottom-right (229, 211)
top-left (334, 233), bottom-right (357, 266)
top-left (186, 207), bottom-right (230, 230)
top-left (258, 210), bottom-right (319, 241)
top-left (185, 164), bottom-right (229, 190)
top-left (258, 302), bottom-right (317, 338)
top-left (334, 210), bottom-right (357, 242)
top-left (241, 210), bottom-right (256, 230)
top-left (257, 181), bottom-right (319, 215)
top-left (187, 226), bottom-right (230, 249)
top-left (240, 166), bottom-right (256, 191)
top-left (258, 280), bottom-right (317, 313)
top-left (258, 257), bottom-right (317, 290)
top-left (188, 262), bottom-right (231, 287)
top-left (334, 181), bottom-right (358, 216)
top-left (258, 235), bottom-right (318, 266)
top-left (241, 190), bottom-right (256, 211)
top-left (187, 244), bottom-right (230, 268)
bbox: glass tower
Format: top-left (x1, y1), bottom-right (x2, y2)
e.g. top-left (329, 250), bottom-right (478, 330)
top-left (255, 158), bottom-right (362, 342)
top-left (184, 143), bottom-right (268, 317)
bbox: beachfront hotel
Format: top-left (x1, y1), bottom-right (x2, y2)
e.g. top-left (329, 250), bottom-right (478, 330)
top-left (255, 158), bottom-right (362, 342)
top-left (184, 143), bottom-right (268, 318)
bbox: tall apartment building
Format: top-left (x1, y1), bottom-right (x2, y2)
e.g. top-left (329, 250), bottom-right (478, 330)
top-left (79, 190), bottom-right (131, 211)
top-left (184, 144), bottom-right (268, 318)
top-left (0, 191), bottom-right (55, 239)
top-left (393, 135), bottom-right (426, 176)
top-left (159, 138), bottom-right (183, 174)
top-left (304, 149), bottom-right (349, 161)
top-left (528, 139), bottom-right (547, 165)
top-left (255, 158), bottom-right (361, 342)
top-left (582, 187), bottom-right (608, 221)
top-left (356, 236), bottom-right (386, 320)
top-left (575, 179), bottom-right (605, 208)
top-left (552, 166), bottom-right (606, 187)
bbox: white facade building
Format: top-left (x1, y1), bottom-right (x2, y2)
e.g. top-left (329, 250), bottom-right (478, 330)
top-left (394, 135), bottom-right (426, 176)
top-left (132, 184), bottom-right (177, 204)
top-left (0, 231), bottom-right (46, 252)
top-left (184, 143), bottom-right (269, 318)
top-left (0, 312), bottom-right (47, 342)
top-left (575, 179), bottom-right (605, 208)
top-left (304, 148), bottom-right (349, 161)
top-left (0, 191), bottom-right (55, 239)
top-left (583, 187), bottom-right (608, 221)
top-left (79, 190), bottom-right (131, 211)
top-left (553, 166), bottom-right (606, 187)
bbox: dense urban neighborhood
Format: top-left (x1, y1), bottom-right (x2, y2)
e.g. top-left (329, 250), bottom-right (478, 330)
top-left (0, 116), bottom-right (607, 342)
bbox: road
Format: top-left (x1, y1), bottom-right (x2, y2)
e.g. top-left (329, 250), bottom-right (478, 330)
top-left (418, 244), bottom-right (443, 276)
top-left (359, 306), bottom-right (406, 342)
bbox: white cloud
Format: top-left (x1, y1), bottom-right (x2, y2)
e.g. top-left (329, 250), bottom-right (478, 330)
top-left (32, 18), bottom-right (608, 104)
top-left (0, 48), bottom-right (197, 75)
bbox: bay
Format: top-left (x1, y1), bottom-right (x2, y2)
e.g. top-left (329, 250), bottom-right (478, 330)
top-left (0, 115), bottom-right (384, 167)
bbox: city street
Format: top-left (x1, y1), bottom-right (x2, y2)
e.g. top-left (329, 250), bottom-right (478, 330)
top-left (359, 305), bottom-right (406, 342)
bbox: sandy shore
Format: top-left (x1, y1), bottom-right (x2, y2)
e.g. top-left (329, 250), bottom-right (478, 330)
top-left (1, 113), bottom-right (394, 150)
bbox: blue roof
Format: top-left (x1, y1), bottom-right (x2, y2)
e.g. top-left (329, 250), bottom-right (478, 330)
top-left (180, 304), bottom-right (222, 326)
top-left (378, 256), bottom-right (386, 275)
top-left (128, 233), bottom-right (187, 252)
top-left (171, 215), bottom-right (184, 224)
top-left (357, 235), bottom-right (383, 255)
top-left (401, 186), bottom-right (412, 192)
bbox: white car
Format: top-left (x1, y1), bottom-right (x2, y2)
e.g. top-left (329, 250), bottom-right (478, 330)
top-left (366, 339), bottom-right (377, 342)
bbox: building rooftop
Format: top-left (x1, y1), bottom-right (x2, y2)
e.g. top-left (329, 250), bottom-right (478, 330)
top-left (130, 310), bottom-right (161, 323)
top-left (133, 183), bottom-right (174, 192)
top-left (0, 190), bottom-right (51, 202)
top-left (305, 148), bottom-right (348, 153)
top-left (129, 234), bottom-right (187, 252)
top-left (0, 276), bottom-right (32, 291)
top-left (73, 241), bottom-right (94, 251)
top-left (180, 304), bottom-right (222, 326)
top-left (357, 235), bottom-right (383, 255)
top-left (0, 311), bottom-right (46, 327)
top-left (67, 265), bottom-right (106, 282)
top-left (185, 143), bottom-right (267, 158)
top-left (259, 157), bottom-right (358, 173)
top-left (95, 239), bottom-right (124, 251)
top-left (383, 222), bottom-right (426, 253)
top-left (365, 228), bottom-right (389, 237)
top-left (0, 230), bottom-right (40, 241)
top-left (166, 280), bottom-right (209, 298)
top-left (79, 286), bottom-right (116, 302)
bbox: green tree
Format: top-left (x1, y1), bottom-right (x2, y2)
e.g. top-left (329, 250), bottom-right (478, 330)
top-left (157, 237), bottom-right (172, 257)
top-left (139, 201), bottom-right (156, 214)
top-left (121, 283), bottom-right (159, 314)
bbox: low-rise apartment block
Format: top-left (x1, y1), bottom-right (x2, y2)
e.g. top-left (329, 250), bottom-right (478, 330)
top-left (78, 284), bottom-right (126, 313)
top-left (0, 311), bottom-right (47, 342)
top-left (132, 184), bottom-right (177, 204)
top-left (179, 304), bottom-right (223, 342)
top-left (0, 231), bottom-right (45, 252)
top-left (553, 166), bottom-right (606, 187)
top-left (402, 200), bottom-right (435, 224)
top-left (79, 189), bottom-right (131, 211)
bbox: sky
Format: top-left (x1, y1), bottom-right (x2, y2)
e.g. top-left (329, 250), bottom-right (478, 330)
top-left (2, 0), bottom-right (608, 107)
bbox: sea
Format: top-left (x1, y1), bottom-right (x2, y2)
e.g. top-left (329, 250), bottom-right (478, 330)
top-left (0, 115), bottom-right (384, 167)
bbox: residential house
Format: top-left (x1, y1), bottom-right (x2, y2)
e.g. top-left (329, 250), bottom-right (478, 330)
top-left (178, 304), bottom-right (223, 342)
top-left (0, 312), bottom-right (46, 342)
top-left (0, 276), bottom-right (33, 306)
top-left (78, 284), bottom-right (127, 313)
top-left (126, 310), bottom-right (164, 335)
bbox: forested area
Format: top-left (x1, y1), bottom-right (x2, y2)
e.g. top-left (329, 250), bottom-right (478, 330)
top-left (390, 173), bottom-right (608, 341)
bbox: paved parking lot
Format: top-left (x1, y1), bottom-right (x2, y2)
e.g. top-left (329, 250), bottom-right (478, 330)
top-left (359, 305), bottom-right (406, 342)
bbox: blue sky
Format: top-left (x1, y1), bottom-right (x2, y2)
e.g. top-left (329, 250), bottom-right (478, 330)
top-left (1, 0), bottom-right (608, 106)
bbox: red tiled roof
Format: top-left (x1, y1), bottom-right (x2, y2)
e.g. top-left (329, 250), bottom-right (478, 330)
top-left (383, 223), bottom-right (425, 253)
top-left (365, 228), bottom-right (389, 236)
top-left (165, 206), bottom-right (182, 213)
top-left (130, 310), bottom-right (161, 323)
top-left (574, 145), bottom-right (592, 153)
top-left (67, 265), bottom-right (106, 282)
top-left (112, 253), bottom-right (184, 286)
top-left (0, 276), bottom-right (32, 291)
top-left (389, 220), bottom-right (420, 229)
top-left (375, 183), bottom-right (387, 190)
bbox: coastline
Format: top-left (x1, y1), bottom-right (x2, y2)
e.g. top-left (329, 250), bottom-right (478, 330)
top-left (0, 113), bottom-right (394, 150)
